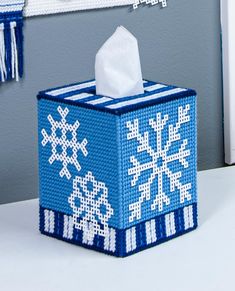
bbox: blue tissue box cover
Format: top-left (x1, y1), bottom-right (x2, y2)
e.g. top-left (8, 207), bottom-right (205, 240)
top-left (38, 80), bottom-right (197, 257)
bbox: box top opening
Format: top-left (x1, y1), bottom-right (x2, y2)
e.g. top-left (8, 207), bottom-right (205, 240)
top-left (38, 80), bottom-right (196, 115)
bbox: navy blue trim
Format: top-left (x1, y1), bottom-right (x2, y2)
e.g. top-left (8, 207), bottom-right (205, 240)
top-left (38, 79), bottom-right (156, 98)
top-left (38, 80), bottom-right (197, 116)
top-left (44, 81), bottom-right (156, 101)
top-left (122, 221), bottom-right (197, 258)
top-left (15, 15), bottom-right (24, 78)
top-left (38, 90), bottom-right (197, 116)
top-left (38, 79), bottom-right (153, 101)
top-left (39, 203), bottom-right (198, 257)
top-left (97, 85), bottom-right (175, 106)
top-left (45, 84), bottom-right (173, 107)
top-left (0, 11), bottom-right (23, 22)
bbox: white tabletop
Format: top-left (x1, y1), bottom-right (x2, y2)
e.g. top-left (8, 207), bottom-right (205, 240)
top-left (1, 166), bottom-right (235, 291)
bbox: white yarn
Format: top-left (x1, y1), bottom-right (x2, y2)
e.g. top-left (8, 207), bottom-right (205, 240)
top-left (0, 1), bottom-right (25, 13)
top-left (24, 0), bottom-right (168, 17)
top-left (24, 0), bottom-right (134, 17)
top-left (0, 1), bottom-right (24, 82)
top-left (133, 0), bottom-right (167, 9)
top-left (0, 23), bottom-right (7, 82)
top-left (10, 21), bottom-right (19, 82)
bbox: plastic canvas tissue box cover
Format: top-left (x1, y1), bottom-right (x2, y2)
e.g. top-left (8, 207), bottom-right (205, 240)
top-left (37, 80), bottom-right (198, 257)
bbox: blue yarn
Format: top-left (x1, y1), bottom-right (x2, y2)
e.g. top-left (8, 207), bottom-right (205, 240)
top-left (0, 11), bottom-right (24, 82)
top-left (38, 76), bottom-right (197, 256)
top-left (4, 21), bottom-right (12, 81)
top-left (120, 96), bottom-right (197, 227)
top-left (15, 18), bottom-right (24, 78)
top-left (38, 99), bottom-right (121, 228)
top-left (38, 80), bottom-right (196, 115)
top-left (38, 80), bottom-right (198, 256)
top-left (40, 203), bottom-right (198, 257)
top-left (38, 96), bottom-right (197, 229)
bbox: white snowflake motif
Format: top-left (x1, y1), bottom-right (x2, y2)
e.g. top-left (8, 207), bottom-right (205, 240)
top-left (126, 105), bottom-right (192, 223)
top-left (133, 0), bottom-right (167, 10)
top-left (68, 172), bottom-right (114, 244)
top-left (41, 106), bottom-right (88, 179)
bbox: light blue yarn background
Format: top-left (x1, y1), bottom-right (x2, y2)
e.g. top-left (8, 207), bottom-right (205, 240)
top-left (39, 96), bottom-right (197, 229)
top-left (120, 96), bottom-right (197, 228)
top-left (38, 99), bottom-right (121, 228)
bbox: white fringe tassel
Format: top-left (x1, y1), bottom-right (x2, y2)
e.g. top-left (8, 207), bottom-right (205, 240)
top-left (10, 21), bottom-right (19, 82)
top-left (0, 21), bottom-right (20, 82)
top-left (0, 23), bottom-right (7, 82)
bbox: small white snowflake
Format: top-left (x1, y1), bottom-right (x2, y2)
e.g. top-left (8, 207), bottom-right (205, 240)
top-left (133, 0), bottom-right (167, 10)
top-left (41, 106), bottom-right (88, 179)
top-left (68, 172), bottom-right (114, 244)
top-left (127, 105), bottom-right (192, 223)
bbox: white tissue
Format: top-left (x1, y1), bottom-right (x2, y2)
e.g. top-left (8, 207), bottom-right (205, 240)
top-left (95, 26), bottom-right (144, 99)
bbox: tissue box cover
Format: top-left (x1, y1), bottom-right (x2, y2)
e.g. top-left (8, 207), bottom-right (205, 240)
top-left (37, 80), bottom-right (197, 257)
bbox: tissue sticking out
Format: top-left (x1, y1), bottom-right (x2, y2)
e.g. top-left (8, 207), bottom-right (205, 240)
top-left (95, 26), bottom-right (144, 99)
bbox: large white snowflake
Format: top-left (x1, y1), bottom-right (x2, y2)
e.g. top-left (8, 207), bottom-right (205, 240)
top-left (133, 0), bottom-right (167, 9)
top-left (126, 104), bottom-right (192, 223)
top-left (41, 106), bottom-right (88, 179)
top-left (68, 172), bottom-right (114, 244)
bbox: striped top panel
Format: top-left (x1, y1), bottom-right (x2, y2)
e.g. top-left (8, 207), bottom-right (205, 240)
top-left (0, 1), bottom-right (25, 13)
top-left (38, 79), bottom-right (196, 115)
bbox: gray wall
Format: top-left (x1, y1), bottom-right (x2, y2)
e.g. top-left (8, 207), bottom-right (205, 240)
top-left (0, 0), bottom-right (224, 204)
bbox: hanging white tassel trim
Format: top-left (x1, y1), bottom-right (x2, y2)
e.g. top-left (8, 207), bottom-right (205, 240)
top-left (133, 0), bottom-right (167, 9)
top-left (10, 21), bottom-right (19, 82)
top-left (0, 23), bottom-right (7, 82)
top-left (0, 1), bottom-right (24, 84)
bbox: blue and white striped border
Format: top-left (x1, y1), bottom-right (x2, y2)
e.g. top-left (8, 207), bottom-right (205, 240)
top-left (40, 203), bottom-right (197, 257)
top-left (145, 219), bottom-right (157, 245)
top-left (0, 1), bottom-right (24, 13)
top-left (46, 80), bottom-right (96, 96)
top-left (43, 209), bottom-right (55, 234)
top-left (105, 87), bottom-right (186, 110)
top-left (39, 80), bottom-right (195, 113)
